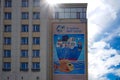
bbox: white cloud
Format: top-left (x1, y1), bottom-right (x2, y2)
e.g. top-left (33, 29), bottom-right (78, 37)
top-left (88, 40), bottom-right (120, 80)
top-left (88, 27), bottom-right (120, 79)
top-left (88, 25), bottom-right (120, 80)
top-left (87, 0), bottom-right (120, 43)
top-left (87, 1), bottom-right (120, 79)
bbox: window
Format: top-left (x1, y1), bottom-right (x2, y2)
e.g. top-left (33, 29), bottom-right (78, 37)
top-left (4, 37), bottom-right (11, 45)
top-left (3, 50), bottom-right (11, 58)
top-left (20, 62), bottom-right (28, 71)
top-left (64, 13), bottom-right (70, 18)
top-left (33, 50), bottom-right (40, 57)
top-left (33, 37), bottom-right (40, 45)
top-left (4, 12), bottom-right (12, 20)
top-left (22, 0), bottom-right (28, 7)
top-left (4, 0), bottom-right (12, 7)
top-left (55, 12), bottom-right (59, 19)
top-left (3, 62), bottom-right (11, 71)
top-left (21, 37), bottom-right (28, 45)
top-left (22, 12), bottom-right (29, 19)
top-left (59, 12), bottom-right (64, 18)
top-left (21, 50), bottom-right (28, 57)
top-left (32, 62), bottom-right (40, 71)
top-left (21, 25), bottom-right (29, 32)
top-left (33, 25), bottom-right (40, 32)
top-left (33, 12), bottom-right (40, 19)
top-left (54, 7), bottom-right (86, 19)
top-left (33, 0), bottom-right (40, 7)
top-left (4, 25), bottom-right (11, 32)
top-left (76, 12), bottom-right (80, 19)
top-left (80, 12), bottom-right (86, 19)
top-left (71, 13), bottom-right (76, 18)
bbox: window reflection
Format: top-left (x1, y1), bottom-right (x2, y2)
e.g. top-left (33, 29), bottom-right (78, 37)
top-left (53, 7), bottom-right (86, 19)
top-left (64, 8), bottom-right (70, 12)
top-left (64, 13), bottom-right (70, 18)
top-left (59, 13), bottom-right (64, 18)
top-left (71, 13), bottom-right (76, 19)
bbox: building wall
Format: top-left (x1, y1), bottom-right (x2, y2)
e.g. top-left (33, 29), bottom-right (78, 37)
top-left (0, 0), bottom-right (42, 80)
top-left (48, 3), bottom-right (88, 80)
top-left (0, 0), bottom-right (87, 80)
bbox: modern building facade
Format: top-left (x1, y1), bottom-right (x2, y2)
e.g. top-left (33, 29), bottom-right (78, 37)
top-left (0, 0), bottom-right (87, 80)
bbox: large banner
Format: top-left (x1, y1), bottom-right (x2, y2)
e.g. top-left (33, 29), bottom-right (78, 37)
top-left (53, 23), bottom-right (87, 80)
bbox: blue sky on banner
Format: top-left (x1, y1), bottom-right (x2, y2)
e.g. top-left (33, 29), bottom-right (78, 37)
top-left (46, 0), bottom-right (120, 79)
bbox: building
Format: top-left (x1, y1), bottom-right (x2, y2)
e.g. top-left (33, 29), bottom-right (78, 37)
top-left (0, 0), bottom-right (87, 80)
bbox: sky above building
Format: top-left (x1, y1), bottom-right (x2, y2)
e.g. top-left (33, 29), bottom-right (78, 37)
top-left (46, 0), bottom-right (120, 80)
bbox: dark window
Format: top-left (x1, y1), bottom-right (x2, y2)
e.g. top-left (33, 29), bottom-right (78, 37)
top-left (33, 0), bottom-right (40, 7)
top-left (33, 37), bottom-right (40, 45)
top-left (33, 25), bottom-right (40, 32)
top-left (21, 50), bottom-right (28, 57)
top-left (21, 25), bottom-right (29, 32)
top-left (20, 62), bottom-right (28, 71)
top-left (3, 62), bottom-right (11, 71)
top-left (22, 0), bottom-right (28, 7)
top-left (3, 50), bottom-right (11, 58)
top-left (4, 0), bottom-right (12, 7)
top-left (4, 37), bottom-right (11, 45)
top-left (33, 12), bottom-right (40, 19)
top-left (21, 37), bottom-right (28, 45)
top-left (4, 12), bottom-right (12, 20)
top-left (80, 12), bottom-right (86, 19)
top-left (22, 12), bottom-right (29, 19)
top-left (55, 12), bottom-right (59, 19)
top-left (32, 50), bottom-right (40, 57)
top-left (76, 12), bottom-right (80, 19)
top-left (4, 25), bottom-right (11, 32)
top-left (32, 62), bottom-right (40, 70)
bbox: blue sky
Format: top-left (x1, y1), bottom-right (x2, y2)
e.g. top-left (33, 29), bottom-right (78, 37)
top-left (87, 0), bottom-right (120, 80)
top-left (47, 0), bottom-right (120, 79)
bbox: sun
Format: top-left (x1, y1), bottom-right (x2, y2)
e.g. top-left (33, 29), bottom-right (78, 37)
top-left (46, 0), bottom-right (60, 6)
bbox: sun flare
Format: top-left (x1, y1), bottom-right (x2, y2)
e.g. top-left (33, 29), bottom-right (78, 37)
top-left (46, 0), bottom-right (60, 5)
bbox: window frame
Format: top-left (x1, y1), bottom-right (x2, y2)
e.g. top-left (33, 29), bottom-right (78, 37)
top-left (3, 62), bottom-right (11, 70)
top-left (21, 0), bottom-right (28, 7)
top-left (3, 50), bottom-right (11, 58)
top-left (20, 62), bottom-right (28, 71)
top-left (21, 50), bottom-right (28, 57)
top-left (33, 12), bottom-right (40, 19)
top-left (33, 37), bottom-right (40, 45)
top-left (33, 24), bottom-right (40, 32)
top-left (32, 62), bottom-right (40, 69)
top-left (21, 24), bottom-right (29, 32)
top-left (32, 50), bottom-right (40, 57)
top-left (4, 0), bottom-right (12, 7)
top-left (54, 7), bottom-right (87, 19)
top-left (4, 25), bottom-right (11, 32)
top-left (4, 37), bottom-right (11, 45)
top-left (21, 37), bottom-right (28, 45)
top-left (4, 12), bottom-right (12, 20)
top-left (33, 0), bottom-right (40, 7)
top-left (21, 12), bottom-right (29, 19)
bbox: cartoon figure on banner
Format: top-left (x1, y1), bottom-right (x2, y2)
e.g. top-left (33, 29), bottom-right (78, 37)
top-left (54, 35), bottom-right (83, 73)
